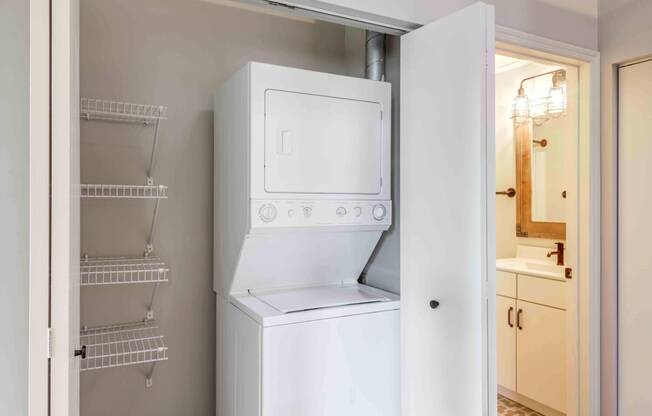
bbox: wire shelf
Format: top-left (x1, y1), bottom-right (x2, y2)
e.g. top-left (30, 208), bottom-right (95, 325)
top-left (81, 256), bottom-right (169, 286)
top-left (81, 98), bottom-right (167, 124)
top-left (80, 321), bottom-right (168, 371)
top-left (81, 184), bottom-right (168, 199)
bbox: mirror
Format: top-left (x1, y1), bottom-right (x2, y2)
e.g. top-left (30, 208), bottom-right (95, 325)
top-left (531, 119), bottom-right (569, 223)
top-left (515, 121), bottom-right (566, 239)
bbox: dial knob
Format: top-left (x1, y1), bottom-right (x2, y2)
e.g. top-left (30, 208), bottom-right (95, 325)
top-left (372, 204), bottom-right (387, 221)
top-left (258, 204), bottom-right (277, 223)
top-left (353, 207), bottom-right (362, 217)
top-left (336, 207), bottom-right (347, 217)
top-left (288, 209), bottom-right (295, 217)
top-left (302, 206), bottom-right (312, 218)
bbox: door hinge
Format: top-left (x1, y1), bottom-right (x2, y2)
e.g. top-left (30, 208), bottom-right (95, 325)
top-left (47, 328), bottom-right (53, 359)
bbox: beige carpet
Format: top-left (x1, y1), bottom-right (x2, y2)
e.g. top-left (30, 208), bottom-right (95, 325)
top-left (497, 395), bottom-right (543, 416)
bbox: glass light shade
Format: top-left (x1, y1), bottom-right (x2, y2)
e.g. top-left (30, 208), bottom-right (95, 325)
top-left (547, 84), bottom-right (566, 117)
top-left (511, 91), bottom-right (530, 124)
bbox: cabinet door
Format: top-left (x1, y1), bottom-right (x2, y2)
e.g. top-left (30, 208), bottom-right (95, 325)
top-left (496, 296), bottom-right (516, 391)
top-left (400, 3), bottom-right (495, 415)
top-left (516, 300), bottom-right (566, 413)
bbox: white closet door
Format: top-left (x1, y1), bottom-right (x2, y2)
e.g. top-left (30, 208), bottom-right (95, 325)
top-left (51, 0), bottom-right (80, 414)
top-left (618, 58), bottom-right (652, 415)
top-left (400, 3), bottom-right (495, 416)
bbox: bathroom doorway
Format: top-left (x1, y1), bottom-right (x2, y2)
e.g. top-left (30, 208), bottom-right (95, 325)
top-left (494, 51), bottom-right (580, 416)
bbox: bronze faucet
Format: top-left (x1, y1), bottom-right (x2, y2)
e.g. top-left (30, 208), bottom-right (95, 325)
top-left (547, 242), bottom-right (565, 266)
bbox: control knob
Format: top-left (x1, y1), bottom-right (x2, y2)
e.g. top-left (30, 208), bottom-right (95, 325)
top-left (258, 204), bottom-right (277, 223)
top-left (372, 204), bottom-right (387, 221)
top-left (336, 207), bottom-right (347, 217)
top-left (302, 206), bottom-right (312, 218)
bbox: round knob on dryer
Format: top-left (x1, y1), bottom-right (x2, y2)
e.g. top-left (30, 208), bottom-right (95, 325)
top-left (302, 206), bottom-right (312, 218)
top-left (372, 204), bottom-right (387, 221)
top-left (353, 207), bottom-right (362, 217)
top-left (258, 204), bottom-right (277, 223)
top-left (336, 207), bottom-right (347, 217)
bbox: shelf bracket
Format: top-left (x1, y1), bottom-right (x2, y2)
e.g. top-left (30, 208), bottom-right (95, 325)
top-left (146, 117), bottom-right (161, 186)
top-left (146, 282), bottom-right (160, 321)
top-left (145, 198), bottom-right (161, 257)
top-left (146, 361), bottom-right (157, 388)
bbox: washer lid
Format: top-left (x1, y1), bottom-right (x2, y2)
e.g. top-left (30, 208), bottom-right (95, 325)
top-left (251, 284), bottom-right (389, 313)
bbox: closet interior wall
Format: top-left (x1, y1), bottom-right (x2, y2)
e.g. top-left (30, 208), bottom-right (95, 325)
top-left (79, 0), bottom-right (361, 413)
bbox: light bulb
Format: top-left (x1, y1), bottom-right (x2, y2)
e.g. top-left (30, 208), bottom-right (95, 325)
top-left (548, 84), bottom-right (566, 117)
top-left (547, 71), bottom-right (567, 117)
top-left (511, 87), bottom-right (530, 124)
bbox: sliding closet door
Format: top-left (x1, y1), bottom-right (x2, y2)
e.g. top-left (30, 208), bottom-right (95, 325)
top-left (618, 58), bottom-right (652, 414)
top-left (400, 3), bottom-right (495, 415)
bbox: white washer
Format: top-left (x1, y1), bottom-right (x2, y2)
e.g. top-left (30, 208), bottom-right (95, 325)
top-left (214, 63), bottom-right (396, 416)
top-left (220, 284), bottom-right (399, 416)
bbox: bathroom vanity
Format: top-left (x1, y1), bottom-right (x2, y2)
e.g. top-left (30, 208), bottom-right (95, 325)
top-left (496, 247), bottom-right (567, 415)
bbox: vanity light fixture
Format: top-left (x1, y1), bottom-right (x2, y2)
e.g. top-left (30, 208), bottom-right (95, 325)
top-left (511, 69), bottom-right (567, 124)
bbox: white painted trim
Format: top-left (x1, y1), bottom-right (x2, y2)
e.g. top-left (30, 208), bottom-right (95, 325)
top-left (495, 28), bottom-right (601, 416)
top-left (206, 0), bottom-right (417, 35)
top-left (496, 25), bottom-right (597, 63)
top-left (28, 0), bottom-right (50, 414)
top-left (50, 0), bottom-right (81, 414)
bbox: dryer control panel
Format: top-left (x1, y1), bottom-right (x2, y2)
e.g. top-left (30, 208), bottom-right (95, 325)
top-left (251, 199), bottom-right (391, 229)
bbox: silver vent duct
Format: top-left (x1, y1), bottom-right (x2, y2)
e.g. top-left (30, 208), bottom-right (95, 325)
top-left (365, 31), bottom-right (386, 81)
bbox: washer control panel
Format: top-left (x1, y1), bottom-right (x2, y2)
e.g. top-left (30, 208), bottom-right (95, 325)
top-left (251, 200), bottom-right (391, 228)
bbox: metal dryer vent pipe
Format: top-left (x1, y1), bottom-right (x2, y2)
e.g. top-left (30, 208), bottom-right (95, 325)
top-left (365, 31), bottom-right (386, 81)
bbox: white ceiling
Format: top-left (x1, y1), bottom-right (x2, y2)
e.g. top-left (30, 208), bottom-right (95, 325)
top-left (495, 55), bottom-right (529, 74)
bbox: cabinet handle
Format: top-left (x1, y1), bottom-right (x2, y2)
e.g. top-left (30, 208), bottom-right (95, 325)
top-left (508, 306), bottom-right (514, 328)
top-left (516, 309), bottom-right (523, 330)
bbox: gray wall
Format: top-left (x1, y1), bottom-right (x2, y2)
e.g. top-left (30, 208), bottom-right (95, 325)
top-left (363, 34), bottom-right (401, 294)
top-left (79, 0), bottom-right (361, 414)
top-left (598, 1), bottom-right (652, 414)
top-left (0, 0), bottom-right (29, 414)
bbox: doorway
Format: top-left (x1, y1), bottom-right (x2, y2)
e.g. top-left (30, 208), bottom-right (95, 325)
top-left (492, 33), bottom-right (600, 414)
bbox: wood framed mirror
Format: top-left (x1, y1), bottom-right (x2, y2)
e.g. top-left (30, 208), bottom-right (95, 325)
top-left (515, 122), bottom-right (566, 239)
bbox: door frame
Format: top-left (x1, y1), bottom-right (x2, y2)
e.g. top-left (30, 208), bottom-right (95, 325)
top-left (28, 0), bottom-right (51, 414)
top-left (495, 25), bottom-right (601, 416)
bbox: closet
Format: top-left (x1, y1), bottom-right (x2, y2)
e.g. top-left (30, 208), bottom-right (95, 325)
top-left (49, 1), bottom-right (506, 415)
top-left (72, 1), bottom-right (376, 414)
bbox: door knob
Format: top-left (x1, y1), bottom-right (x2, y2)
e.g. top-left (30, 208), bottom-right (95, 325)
top-left (429, 300), bottom-right (440, 309)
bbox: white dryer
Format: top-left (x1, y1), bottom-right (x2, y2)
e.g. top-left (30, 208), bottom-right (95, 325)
top-left (214, 62), bottom-right (397, 416)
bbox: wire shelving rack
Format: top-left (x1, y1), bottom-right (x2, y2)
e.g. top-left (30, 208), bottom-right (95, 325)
top-left (81, 256), bottom-right (169, 286)
top-left (80, 321), bottom-right (168, 372)
top-left (81, 98), bottom-right (167, 125)
top-left (79, 97), bottom-right (170, 386)
top-left (81, 184), bottom-right (168, 199)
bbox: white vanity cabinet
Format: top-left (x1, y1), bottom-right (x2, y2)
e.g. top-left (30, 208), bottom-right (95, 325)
top-left (496, 270), bottom-right (566, 414)
top-left (496, 294), bottom-right (517, 391)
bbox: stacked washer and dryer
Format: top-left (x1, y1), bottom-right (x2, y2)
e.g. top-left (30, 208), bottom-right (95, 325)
top-left (214, 62), bottom-right (399, 416)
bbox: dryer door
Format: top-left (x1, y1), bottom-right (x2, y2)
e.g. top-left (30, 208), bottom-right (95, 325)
top-left (264, 90), bottom-right (383, 195)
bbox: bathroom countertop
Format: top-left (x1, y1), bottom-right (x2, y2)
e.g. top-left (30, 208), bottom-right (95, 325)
top-left (496, 257), bottom-right (566, 281)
